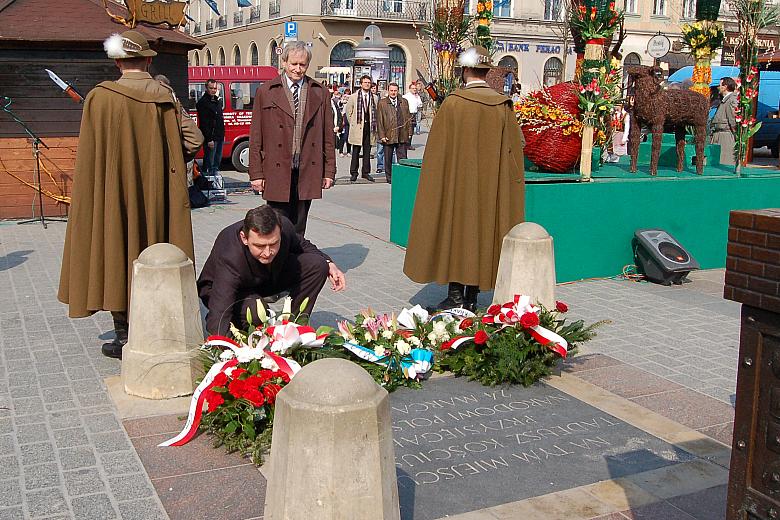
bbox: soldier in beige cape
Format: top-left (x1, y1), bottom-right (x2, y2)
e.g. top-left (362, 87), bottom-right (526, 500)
top-left (403, 46), bottom-right (525, 311)
top-left (58, 30), bottom-right (202, 358)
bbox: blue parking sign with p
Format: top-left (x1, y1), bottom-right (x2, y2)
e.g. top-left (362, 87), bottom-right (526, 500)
top-left (285, 22), bottom-right (298, 39)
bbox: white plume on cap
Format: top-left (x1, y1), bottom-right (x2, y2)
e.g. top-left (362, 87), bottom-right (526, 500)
top-left (104, 33), bottom-right (129, 59)
top-left (458, 47), bottom-right (480, 68)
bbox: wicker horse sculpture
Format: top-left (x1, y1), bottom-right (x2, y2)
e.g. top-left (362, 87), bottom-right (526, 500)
top-left (626, 66), bottom-right (709, 175)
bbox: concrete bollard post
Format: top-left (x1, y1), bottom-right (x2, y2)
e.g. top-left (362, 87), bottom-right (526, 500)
top-left (265, 358), bottom-right (400, 520)
top-left (493, 222), bottom-right (556, 309)
top-left (121, 243), bottom-right (203, 399)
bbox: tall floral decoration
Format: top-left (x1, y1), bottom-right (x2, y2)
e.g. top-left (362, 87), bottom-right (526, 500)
top-left (731, 0), bottom-right (779, 172)
top-left (569, 0), bottom-right (623, 179)
top-left (474, 0), bottom-right (494, 51)
top-left (423, 0), bottom-right (473, 104)
top-left (681, 21), bottom-right (724, 98)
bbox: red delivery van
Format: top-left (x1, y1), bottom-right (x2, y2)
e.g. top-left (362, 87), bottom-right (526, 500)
top-left (186, 65), bottom-right (279, 172)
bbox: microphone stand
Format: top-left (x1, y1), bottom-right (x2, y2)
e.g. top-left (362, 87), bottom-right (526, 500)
top-left (1, 96), bottom-right (67, 229)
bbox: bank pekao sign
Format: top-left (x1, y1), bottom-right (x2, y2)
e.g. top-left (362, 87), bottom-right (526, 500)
top-left (104, 0), bottom-right (187, 29)
top-left (494, 41), bottom-right (576, 55)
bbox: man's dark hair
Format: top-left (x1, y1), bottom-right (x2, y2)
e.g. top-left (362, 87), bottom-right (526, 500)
top-left (388, 82), bottom-right (399, 89)
top-left (243, 205), bottom-right (281, 236)
top-left (205, 78), bottom-right (217, 87)
top-left (359, 75), bottom-right (371, 83)
top-left (721, 77), bottom-right (737, 92)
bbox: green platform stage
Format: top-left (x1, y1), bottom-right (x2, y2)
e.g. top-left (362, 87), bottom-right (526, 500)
top-left (390, 152), bottom-right (780, 283)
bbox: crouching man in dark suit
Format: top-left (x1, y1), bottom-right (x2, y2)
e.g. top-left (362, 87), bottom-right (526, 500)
top-left (198, 205), bottom-right (346, 336)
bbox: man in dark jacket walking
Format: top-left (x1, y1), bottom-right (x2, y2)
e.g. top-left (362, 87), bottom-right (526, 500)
top-left (198, 205), bottom-right (346, 336)
top-left (196, 79), bottom-right (225, 175)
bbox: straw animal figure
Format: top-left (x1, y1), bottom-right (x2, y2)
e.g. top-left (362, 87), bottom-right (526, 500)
top-left (626, 66), bottom-right (709, 175)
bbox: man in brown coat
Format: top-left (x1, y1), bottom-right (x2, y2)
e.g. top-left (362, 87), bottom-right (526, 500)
top-left (58, 30), bottom-right (202, 358)
top-left (249, 41), bottom-right (336, 235)
top-left (376, 82), bottom-right (412, 183)
top-left (403, 46), bottom-right (525, 312)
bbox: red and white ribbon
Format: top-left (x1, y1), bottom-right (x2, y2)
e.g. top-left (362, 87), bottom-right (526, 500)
top-left (157, 358), bottom-right (239, 447)
top-left (482, 295), bottom-right (568, 358)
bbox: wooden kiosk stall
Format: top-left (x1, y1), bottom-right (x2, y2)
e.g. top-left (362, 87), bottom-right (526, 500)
top-left (0, 0), bottom-right (203, 220)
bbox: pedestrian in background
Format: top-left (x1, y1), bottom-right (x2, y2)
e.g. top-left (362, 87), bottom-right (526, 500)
top-left (710, 76), bottom-right (738, 165)
top-left (376, 82), bottom-right (411, 184)
top-left (402, 82), bottom-right (423, 149)
top-left (345, 75), bottom-right (378, 182)
top-left (372, 83), bottom-right (385, 175)
top-left (196, 78), bottom-right (225, 176)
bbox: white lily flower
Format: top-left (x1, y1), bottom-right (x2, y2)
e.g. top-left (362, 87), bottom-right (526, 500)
top-left (269, 322), bottom-right (302, 354)
top-left (397, 305), bottom-right (429, 329)
top-left (279, 296), bottom-right (293, 321)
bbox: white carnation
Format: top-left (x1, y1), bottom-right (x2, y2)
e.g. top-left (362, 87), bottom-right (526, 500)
top-left (381, 329), bottom-right (394, 339)
top-left (219, 350), bottom-right (235, 360)
top-left (409, 336), bottom-right (421, 347)
top-left (427, 332), bottom-right (437, 342)
top-left (374, 345), bottom-right (386, 357)
top-left (395, 340), bottom-right (411, 355)
top-left (364, 332), bottom-right (373, 342)
top-left (433, 321), bottom-right (448, 337)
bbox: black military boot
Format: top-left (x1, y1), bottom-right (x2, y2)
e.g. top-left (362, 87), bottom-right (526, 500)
top-left (101, 312), bottom-right (128, 359)
top-left (463, 285), bottom-right (480, 312)
top-left (429, 282), bottom-right (465, 313)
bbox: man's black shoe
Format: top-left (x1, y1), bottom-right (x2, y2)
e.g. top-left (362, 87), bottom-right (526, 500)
top-left (350, 174), bottom-right (358, 183)
top-left (362, 174), bottom-right (375, 182)
top-left (427, 282), bottom-right (465, 313)
top-left (101, 338), bottom-right (125, 359)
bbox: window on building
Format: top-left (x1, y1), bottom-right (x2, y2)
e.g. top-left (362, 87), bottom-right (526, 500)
top-left (493, 0), bottom-right (511, 17)
top-left (544, 0), bottom-right (563, 20)
top-left (463, 0), bottom-right (471, 13)
top-left (652, 0), bottom-right (666, 16)
top-left (498, 55), bottom-right (518, 74)
top-left (270, 40), bottom-right (279, 68)
top-left (682, 0), bottom-right (695, 17)
top-left (250, 43), bottom-right (259, 65)
top-left (193, 52), bottom-right (200, 66)
top-left (383, 0), bottom-right (403, 13)
top-left (233, 45), bottom-right (241, 66)
top-left (218, 47), bottom-right (226, 65)
top-left (206, 49), bottom-right (213, 66)
top-left (623, 52), bottom-right (641, 85)
top-left (330, 41), bottom-right (356, 67)
top-left (624, 0), bottom-right (638, 14)
top-left (389, 45), bottom-right (407, 93)
top-left (543, 57), bottom-right (563, 86)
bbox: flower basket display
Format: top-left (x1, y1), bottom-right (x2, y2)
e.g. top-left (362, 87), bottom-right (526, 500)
top-left (516, 82), bottom-right (584, 172)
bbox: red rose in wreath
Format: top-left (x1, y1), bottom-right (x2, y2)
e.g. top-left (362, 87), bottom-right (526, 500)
top-left (519, 312), bottom-right (540, 329)
top-left (474, 330), bottom-right (489, 345)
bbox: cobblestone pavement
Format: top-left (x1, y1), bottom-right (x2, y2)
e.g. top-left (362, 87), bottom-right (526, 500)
top-left (0, 139), bottom-right (740, 518)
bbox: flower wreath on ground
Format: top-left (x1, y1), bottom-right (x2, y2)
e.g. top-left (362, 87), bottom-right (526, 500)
top-left (436, 296), bottom-right (603, 386)
top-left (159, 295), bottom-right (601, 464)
top-left (158, 297), bottom-right (328, 463)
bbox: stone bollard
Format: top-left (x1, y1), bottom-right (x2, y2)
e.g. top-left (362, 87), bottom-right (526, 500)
top-left (121, 243), bottom-right (203, 399)
top-left (493, 222), bottom-right (556, 308)
top-left (265, 358), bottom-right (400, 520)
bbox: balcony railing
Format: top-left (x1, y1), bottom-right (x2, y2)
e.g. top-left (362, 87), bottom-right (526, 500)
top-left (250, 5), bottom-right (262, 21)
top-left (234, 11), bottom-right (244, 24)
top-left (205, 19), bottom-right (214, 31)
top-left (321, 0), bottom-right (432, 21)
top-left (269, 0), bottom-right (280, 16)
top-left (218, 15), bottom-right (228, 28)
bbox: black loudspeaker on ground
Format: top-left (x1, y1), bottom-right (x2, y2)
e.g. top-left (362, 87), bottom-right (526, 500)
top-left (633, 228), bottom-right (700, 286)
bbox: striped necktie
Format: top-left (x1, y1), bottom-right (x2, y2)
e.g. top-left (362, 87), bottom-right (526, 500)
top-left (291, 82), bottom-right (300, 115)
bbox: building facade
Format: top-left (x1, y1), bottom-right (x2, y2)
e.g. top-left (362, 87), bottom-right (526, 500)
top-left (185, 0), bottom-right (777, 94)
